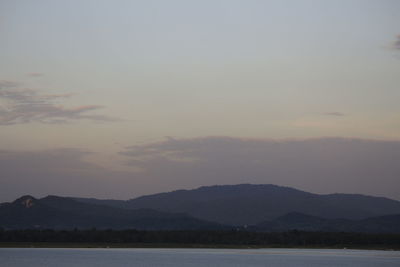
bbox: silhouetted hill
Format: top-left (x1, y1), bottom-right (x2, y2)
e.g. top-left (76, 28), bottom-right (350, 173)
top-left (320, 193), bottom-right (400, 215)
top-left (252, 212), bottom-right (400, 233)
top-left (354, 214), bottom-right (400, 233)
top-left (74, 184), bottom-right (400, 225)
top-left (0, 195), bottom-right (225, 230)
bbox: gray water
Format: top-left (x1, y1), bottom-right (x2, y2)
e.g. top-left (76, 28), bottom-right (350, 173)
top-left (0, 248), bottom-right (399, 267)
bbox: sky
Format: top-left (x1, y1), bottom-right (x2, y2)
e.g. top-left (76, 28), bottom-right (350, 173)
top-left (1, 0), bottom-right (399, 202)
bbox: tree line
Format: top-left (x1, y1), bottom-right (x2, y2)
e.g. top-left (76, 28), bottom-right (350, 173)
top-left (1, 228), bottom-right (400, 249)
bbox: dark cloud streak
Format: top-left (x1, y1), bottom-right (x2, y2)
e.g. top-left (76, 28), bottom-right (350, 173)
top-left (323, 112), bottom-right (345, 116)
top-left (27, 72), bottom-right (44, 77)
top-left (1, 137), bottom-right (400, 202)
top-left (0, 148), bottom-right (141, 202)
top-left (393, 34), bottom-right (400, 50)
top-left (121, 136), bottom-right (400, 200)
top-left (0, 80), bottom-right (20, 88)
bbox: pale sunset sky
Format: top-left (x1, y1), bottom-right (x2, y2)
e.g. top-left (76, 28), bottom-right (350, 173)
top-left (1, 0), bottom-right (399, 201)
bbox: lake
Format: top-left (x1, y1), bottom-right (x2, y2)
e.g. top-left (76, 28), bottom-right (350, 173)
top-left (0, 248), bottom-right (399, 266)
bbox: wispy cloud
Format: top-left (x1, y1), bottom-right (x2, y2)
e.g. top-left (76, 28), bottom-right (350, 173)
top-left (323, 112), bottom-right (345, 116)
top-left (0, 80), bottom-right (116, 125)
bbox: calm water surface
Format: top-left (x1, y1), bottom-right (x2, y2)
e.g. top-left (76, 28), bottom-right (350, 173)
top-left (0, 248), bottom-right (399, 267)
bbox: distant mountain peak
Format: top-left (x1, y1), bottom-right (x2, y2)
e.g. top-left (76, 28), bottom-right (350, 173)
top-left (42, 195), bottom-right (67, 201)
top-left (13, 195), bottom-right (37, 208)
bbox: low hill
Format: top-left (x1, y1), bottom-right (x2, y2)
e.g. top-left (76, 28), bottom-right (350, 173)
top-left (253, 212), bottom-right (400, 233)
top-left (0, 195), bottom-right (225, 230)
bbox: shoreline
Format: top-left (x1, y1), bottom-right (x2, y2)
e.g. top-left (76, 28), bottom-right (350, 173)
top-left (1, 242), bottom-right (399, 251)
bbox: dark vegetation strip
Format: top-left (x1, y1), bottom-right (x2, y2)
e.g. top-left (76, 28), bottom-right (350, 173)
top-left (0, 229), bottom-right (399, 249)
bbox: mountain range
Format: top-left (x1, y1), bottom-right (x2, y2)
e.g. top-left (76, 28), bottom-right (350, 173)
top-left (73, 184), bottom-right (400, 225)
top-left (1, 184), bottom-right (400, 233)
